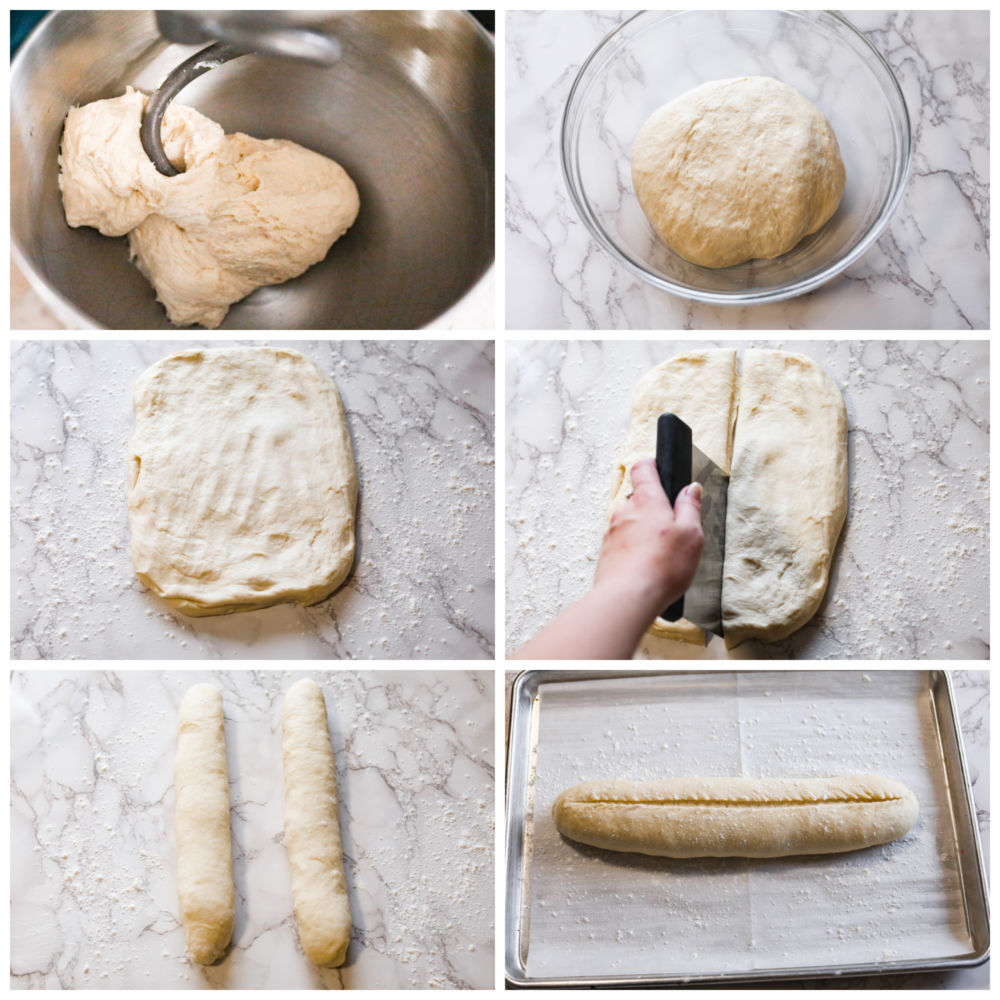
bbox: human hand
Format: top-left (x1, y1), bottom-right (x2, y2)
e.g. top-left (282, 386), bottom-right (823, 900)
top-left (594, 457), bottom-right (704, 614)
top-left (510, 457), bottom-right (706, 661)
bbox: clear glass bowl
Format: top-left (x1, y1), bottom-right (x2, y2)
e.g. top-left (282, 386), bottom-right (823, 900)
top-left (561, 10), bottom-right (912, 305)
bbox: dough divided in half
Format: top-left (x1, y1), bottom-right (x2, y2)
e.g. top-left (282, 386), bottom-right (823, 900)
top-left (128, 347), bottom-right (358, 616)
top-left (609, 348), bottom-right (846, 647)
top-left (58, 87), bottom-right (360, 329)
top-left (607, 348), bottom-right (738, 645)
top-left (553, 775), bottom-right (919, 858)
top-left (631, 76), bottom-right (846, 268)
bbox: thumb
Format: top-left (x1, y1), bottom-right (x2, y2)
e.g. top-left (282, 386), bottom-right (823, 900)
top-left (671, 481), bottom-right (703, 532)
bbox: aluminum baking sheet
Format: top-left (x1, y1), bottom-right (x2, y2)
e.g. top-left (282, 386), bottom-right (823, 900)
top-left (505, 670), bottom-right (988, 985)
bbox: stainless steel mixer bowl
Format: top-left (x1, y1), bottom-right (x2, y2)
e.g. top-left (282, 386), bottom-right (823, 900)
top-left (11, 10), bottom-right (494, 330)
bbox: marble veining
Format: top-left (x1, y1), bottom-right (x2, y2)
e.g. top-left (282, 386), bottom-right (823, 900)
top-left (505, 10), bottom-right (988, 329)
top-left (505, 340), bottom-right (989, 659)
top-left (11, 340), bottom-right (495, 660)
top-left (10, 670), bottom-right (495, 989)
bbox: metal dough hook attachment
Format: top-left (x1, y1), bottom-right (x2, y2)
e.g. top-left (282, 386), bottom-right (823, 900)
top-left (139, 13), bottom-right (342, 177)
top-left (139, 42), bottom-right (251, 177)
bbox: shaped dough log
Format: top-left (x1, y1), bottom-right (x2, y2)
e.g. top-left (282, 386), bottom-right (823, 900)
top-left (553, 775), bottom-right (918, 858)
top-left (722, 349), bottom-right (848, 648)
top-left (175, 684), bottom-right (234, 964)
top-left (282, 679), bottom-right (352, 967)
top-left (608, 349), bottom-right (738, 644)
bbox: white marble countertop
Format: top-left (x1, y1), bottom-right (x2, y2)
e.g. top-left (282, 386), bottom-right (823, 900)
top-left (505, 11), bottom-right (989, 330)
top-left (505, 340), bottom-right (989, 659)
top-left (10, 669), bottom-right (495, 989)
top-left (12, 340), bottom-right (495, 660)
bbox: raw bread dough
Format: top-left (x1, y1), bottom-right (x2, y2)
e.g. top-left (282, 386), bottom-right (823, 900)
top-left (58, 87), bottom-right (359, 328)
top-left (608, 348), bottom-right (846, 647)
top-left (722, 349), bottom-right (848, 648)
top-left (631, 77), bottom-right (845, 268)
top-left (282, 679), bottom-right (352, 967)
top-left (128, 346), bottom-right (358, 616)
top-left (553, 775), bottom-right (918, 858)
top-left (175, 684), bottom-right (234, 964)
top-left (607, 349), bottom-right (738, 644)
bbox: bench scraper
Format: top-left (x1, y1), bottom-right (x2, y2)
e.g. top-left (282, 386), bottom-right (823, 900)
top-left (655, 413), bottom-right (728, 640)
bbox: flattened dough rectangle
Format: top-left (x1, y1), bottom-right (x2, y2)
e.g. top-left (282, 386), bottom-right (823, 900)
top-left (128, 347), bottom-right (359, 616)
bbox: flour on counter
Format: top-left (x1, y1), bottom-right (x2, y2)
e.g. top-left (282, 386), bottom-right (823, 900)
top-left (505, 340), bottom-right (989, 660)
top-left (11, 670), bottom-right (495, 988)
top-left (11, 341), bottom-right (495, 660)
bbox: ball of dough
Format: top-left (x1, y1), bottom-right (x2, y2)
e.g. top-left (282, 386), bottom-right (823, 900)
top-left (630, 76), bottom-right (846, 268)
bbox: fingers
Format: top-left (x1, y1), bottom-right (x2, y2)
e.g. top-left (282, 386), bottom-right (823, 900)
top-left (671, 482), bottom-right (706, 572)
top-left (672, 482), bottom-right (703, 533)
top-left (628, 458), bottom-right (668, 507)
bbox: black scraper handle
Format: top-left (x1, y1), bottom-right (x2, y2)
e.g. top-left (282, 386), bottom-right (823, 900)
top-left (656, 414), bottom-right (691, 622)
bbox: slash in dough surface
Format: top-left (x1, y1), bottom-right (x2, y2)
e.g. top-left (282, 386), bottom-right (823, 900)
top-left (282, 679), bottom-right (352, 967)
top-left (128, 346), bottom-right (358, 616)
top-left (175, 684), bottom-right (234, 964)
top-left (607, 349), bottom-right (738, 644)
top-left (553, 775), bottom-right (918, 858)
top-left (721, 349), bottom-right (848, 648)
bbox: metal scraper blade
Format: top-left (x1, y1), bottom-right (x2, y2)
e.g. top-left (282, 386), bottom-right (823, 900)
top-left (684, 442), bottom-right (727, 638)
top-left (655, 413), bottom-right (728, 640)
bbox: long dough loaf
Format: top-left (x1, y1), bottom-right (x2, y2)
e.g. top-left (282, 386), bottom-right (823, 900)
top-left (282, 679), bottom-right (352, 967)
top-left (553, 775), bottom-right (918, 858)
top-left (175, 684), bottom-right (235, 964)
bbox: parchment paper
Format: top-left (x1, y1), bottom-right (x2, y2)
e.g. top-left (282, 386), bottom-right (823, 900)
top-left (523, 671), bottom-right (973, 979)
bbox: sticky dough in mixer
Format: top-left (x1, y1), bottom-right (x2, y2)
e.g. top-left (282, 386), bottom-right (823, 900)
top-left (58, 87), bottom-right (359, 329)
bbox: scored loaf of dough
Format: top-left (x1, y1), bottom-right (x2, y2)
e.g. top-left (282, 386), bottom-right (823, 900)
top-left (175, 684), bottom-right (235, 964)
top-left (553, 775), bottom-right (918, 858)
top-left (128, 346), bottom-right (358, 617)
top-left (607, 349), bottom-right (739, 645)
top-left (281, 679), bottom-right (352, 967)
top-left (722, 349), bottom-right (848, 648)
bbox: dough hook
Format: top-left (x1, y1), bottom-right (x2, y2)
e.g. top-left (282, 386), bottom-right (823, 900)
top-left (140, 43), bottom-right (249, 176)
top-left (140, 11), bottom-right (341, 176)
